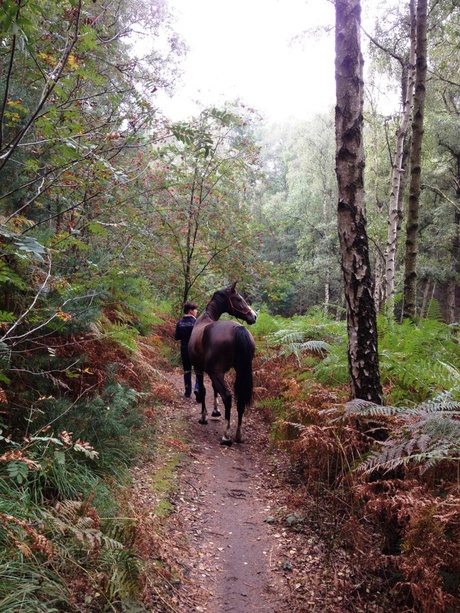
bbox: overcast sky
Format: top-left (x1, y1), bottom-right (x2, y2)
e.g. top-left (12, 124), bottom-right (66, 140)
top-left (156, 0), bottom-right (337, 122)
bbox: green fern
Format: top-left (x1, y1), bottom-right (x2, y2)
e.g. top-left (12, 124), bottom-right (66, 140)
top-left (426, 298), bottom-right (443, 321)
top-left (377, 317), bottom-right (460, 403)
top-left (268, 328), bottom-right (332, 365)
top-left (100, 548), bottom-right (142, 602)
top-left (32, 382), bottom-right (141, 474)
top-left (96, 318), bottom-right (139, 352)
top-left (347, 396), bottom-right (460, 475)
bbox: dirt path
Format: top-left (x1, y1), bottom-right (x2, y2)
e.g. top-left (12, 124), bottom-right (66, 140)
top-left (167, 372), bottom-right (292, 613)
top-left (131, 369), bottom-right (390, 613)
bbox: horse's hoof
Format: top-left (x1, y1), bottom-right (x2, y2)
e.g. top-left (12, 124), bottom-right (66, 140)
top-left (220, 438), bottom-right (232, 446)
top-left (211, 410), bottom-right (221, 418)
top-left (198, 418), bottom-right (208, 425)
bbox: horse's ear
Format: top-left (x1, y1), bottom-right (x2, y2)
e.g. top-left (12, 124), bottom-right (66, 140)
top-left (230, 281), bottom-right (237, 293)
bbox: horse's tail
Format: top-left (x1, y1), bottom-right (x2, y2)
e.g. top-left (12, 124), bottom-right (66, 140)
top-left (233, 326), bottom-right (255, 408)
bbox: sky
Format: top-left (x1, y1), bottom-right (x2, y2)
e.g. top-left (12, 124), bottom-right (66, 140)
top-left (156, 0), bottom-right (337, 122)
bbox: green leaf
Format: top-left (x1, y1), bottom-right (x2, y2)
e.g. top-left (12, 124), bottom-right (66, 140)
top-left (0, 372), bottom-right (11, 384)
top-left (54, 450), bottom-right (66, 466)
top-left (87, 221), bottom-right (109, 237)
top-left (30, 436), bottom-right (63, 446)
top-left (13, 235), bottom-right (46, 261)
top-left (0, 227), bottom-right (46, 262)
top-left (0, 263), bottom-right (27, 289)
top-left (6, 461), bottom-right (29, 484)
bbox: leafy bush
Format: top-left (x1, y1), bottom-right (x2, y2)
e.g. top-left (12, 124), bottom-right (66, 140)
top-left (266, 313), bottom-right (460, 405)
top-left (0, 317), bottom-right (148, 611)
top-left (251, 307), bottom-right (286, 337)
top-left (259, 309), bottom-right (349, 385)
top-left (26, 382), bottom-right (142, 474)
top-left (378, 317), bottom-right (460, 404)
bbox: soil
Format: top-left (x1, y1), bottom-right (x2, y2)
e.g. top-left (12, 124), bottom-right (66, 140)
top-left (171, 380), bottom-right (291, 613)
top-left (130, 369), bottom-right (389, 613)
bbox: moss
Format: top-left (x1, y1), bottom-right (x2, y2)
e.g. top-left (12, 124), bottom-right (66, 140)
top-left (148, 419), bottom-right (189, 519)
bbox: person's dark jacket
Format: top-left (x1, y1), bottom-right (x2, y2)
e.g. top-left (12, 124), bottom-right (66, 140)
top-left (174, 315), bottom-right (196, 349)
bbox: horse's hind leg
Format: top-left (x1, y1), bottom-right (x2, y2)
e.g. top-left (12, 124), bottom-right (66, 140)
top-left (210, 375), bottom-right (232, 445)
top-left (211, 387), bottom-right (221, 418)
top-left (194, 373), bottom-right (203, 403)
top-left (235, 398), bottom-right (245, 443)
top-left (220, 390), bottom-right (232, 445)
top-left (196, 373), bottom-right (208, 425)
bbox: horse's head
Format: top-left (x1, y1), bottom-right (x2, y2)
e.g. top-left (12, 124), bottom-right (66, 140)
top-left (225, 282), bottom-right (257, 325)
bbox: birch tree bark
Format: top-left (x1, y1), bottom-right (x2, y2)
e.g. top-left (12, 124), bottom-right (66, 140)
top-left (385, 0), bottom-right (416, 318)
top-left (403, 0), bottom-right (428, 318)
top-left (335, 0), bottom-right (383, 403)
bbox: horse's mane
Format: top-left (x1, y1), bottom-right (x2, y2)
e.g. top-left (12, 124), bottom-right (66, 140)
top-left (206, 288), bottom-right (229, 312)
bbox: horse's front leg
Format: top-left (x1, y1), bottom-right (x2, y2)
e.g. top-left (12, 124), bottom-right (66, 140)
top-left (196, 373), bottom-right (208, 425)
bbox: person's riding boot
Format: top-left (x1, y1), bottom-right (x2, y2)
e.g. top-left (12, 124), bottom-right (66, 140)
top-left (184, 371), bottom-right (192, 397)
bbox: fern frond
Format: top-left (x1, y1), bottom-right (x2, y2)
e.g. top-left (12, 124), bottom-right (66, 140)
top-left (346, 398), bottom-right (419, 416)
top-left (54, 499), bottom-right (82, 520)
top-left (419, 398), bottom-right (460, 414)
top-left (268, 329), bottom-right (331, 364)
top-left (101, 534), bottom-right (125, 550)
top-left (301, 340), bottom-right (331, 354)
top-left (269, 329), bottom-right (305, 345)
top-left (355, 402), bottom-right (460, 475)
top-left (437, 360), bottom-right (460, 378)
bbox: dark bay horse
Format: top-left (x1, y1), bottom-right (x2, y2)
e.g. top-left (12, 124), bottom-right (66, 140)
top-left (188, 283), bottom-right (257, 445)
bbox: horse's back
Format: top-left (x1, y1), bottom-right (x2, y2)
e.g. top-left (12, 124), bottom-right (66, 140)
top-left (189, 315), bottom-right (255, 374)
top-left (203, 321), bottom-right (253, 373)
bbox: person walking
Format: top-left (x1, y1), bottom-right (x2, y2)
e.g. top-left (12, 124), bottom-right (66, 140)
top-left (174, 301), bottom-right (198, 397)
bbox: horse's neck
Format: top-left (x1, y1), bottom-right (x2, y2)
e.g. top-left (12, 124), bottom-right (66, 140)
top-left (204, 299), bottom-right (225, 322)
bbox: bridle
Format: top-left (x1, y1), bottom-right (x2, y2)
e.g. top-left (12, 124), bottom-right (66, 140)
top-left (228, 294), bottom-right (253, 318)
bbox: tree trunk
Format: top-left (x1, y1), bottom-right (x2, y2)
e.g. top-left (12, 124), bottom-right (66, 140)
top-left (403, 0), bottom-right (428, 319)
top-left (335, 0), bottom-right (383, 404)
top-left (324, 268), bottom-right (330, 317)
top-left (420, 278), bottom-right (431, 318)
top-left (385, 0), bottom-right (416, 318)
top-left (323, 193), bottom-right (330, 316)
top-left (373, 250), bottom-right (385, 311)
top-left (447, 207), bottom-right (460, 323)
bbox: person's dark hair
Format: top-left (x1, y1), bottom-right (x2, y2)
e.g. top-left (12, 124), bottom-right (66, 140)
top-left (183, 301), bottom-right (197, 314)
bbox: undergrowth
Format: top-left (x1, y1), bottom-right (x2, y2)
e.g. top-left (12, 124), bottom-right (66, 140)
top-left (0, 290), bottom-right (172, 612)
top-left (255, 310), bottom-right (460, 613)
top-left (4, 293), bottom-right (460, 613)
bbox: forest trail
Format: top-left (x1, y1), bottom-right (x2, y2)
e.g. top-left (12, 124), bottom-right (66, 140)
top-left (131, 368), bottom-right (382, 613)
top-left (160, 371), bottom-right (292, 613)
